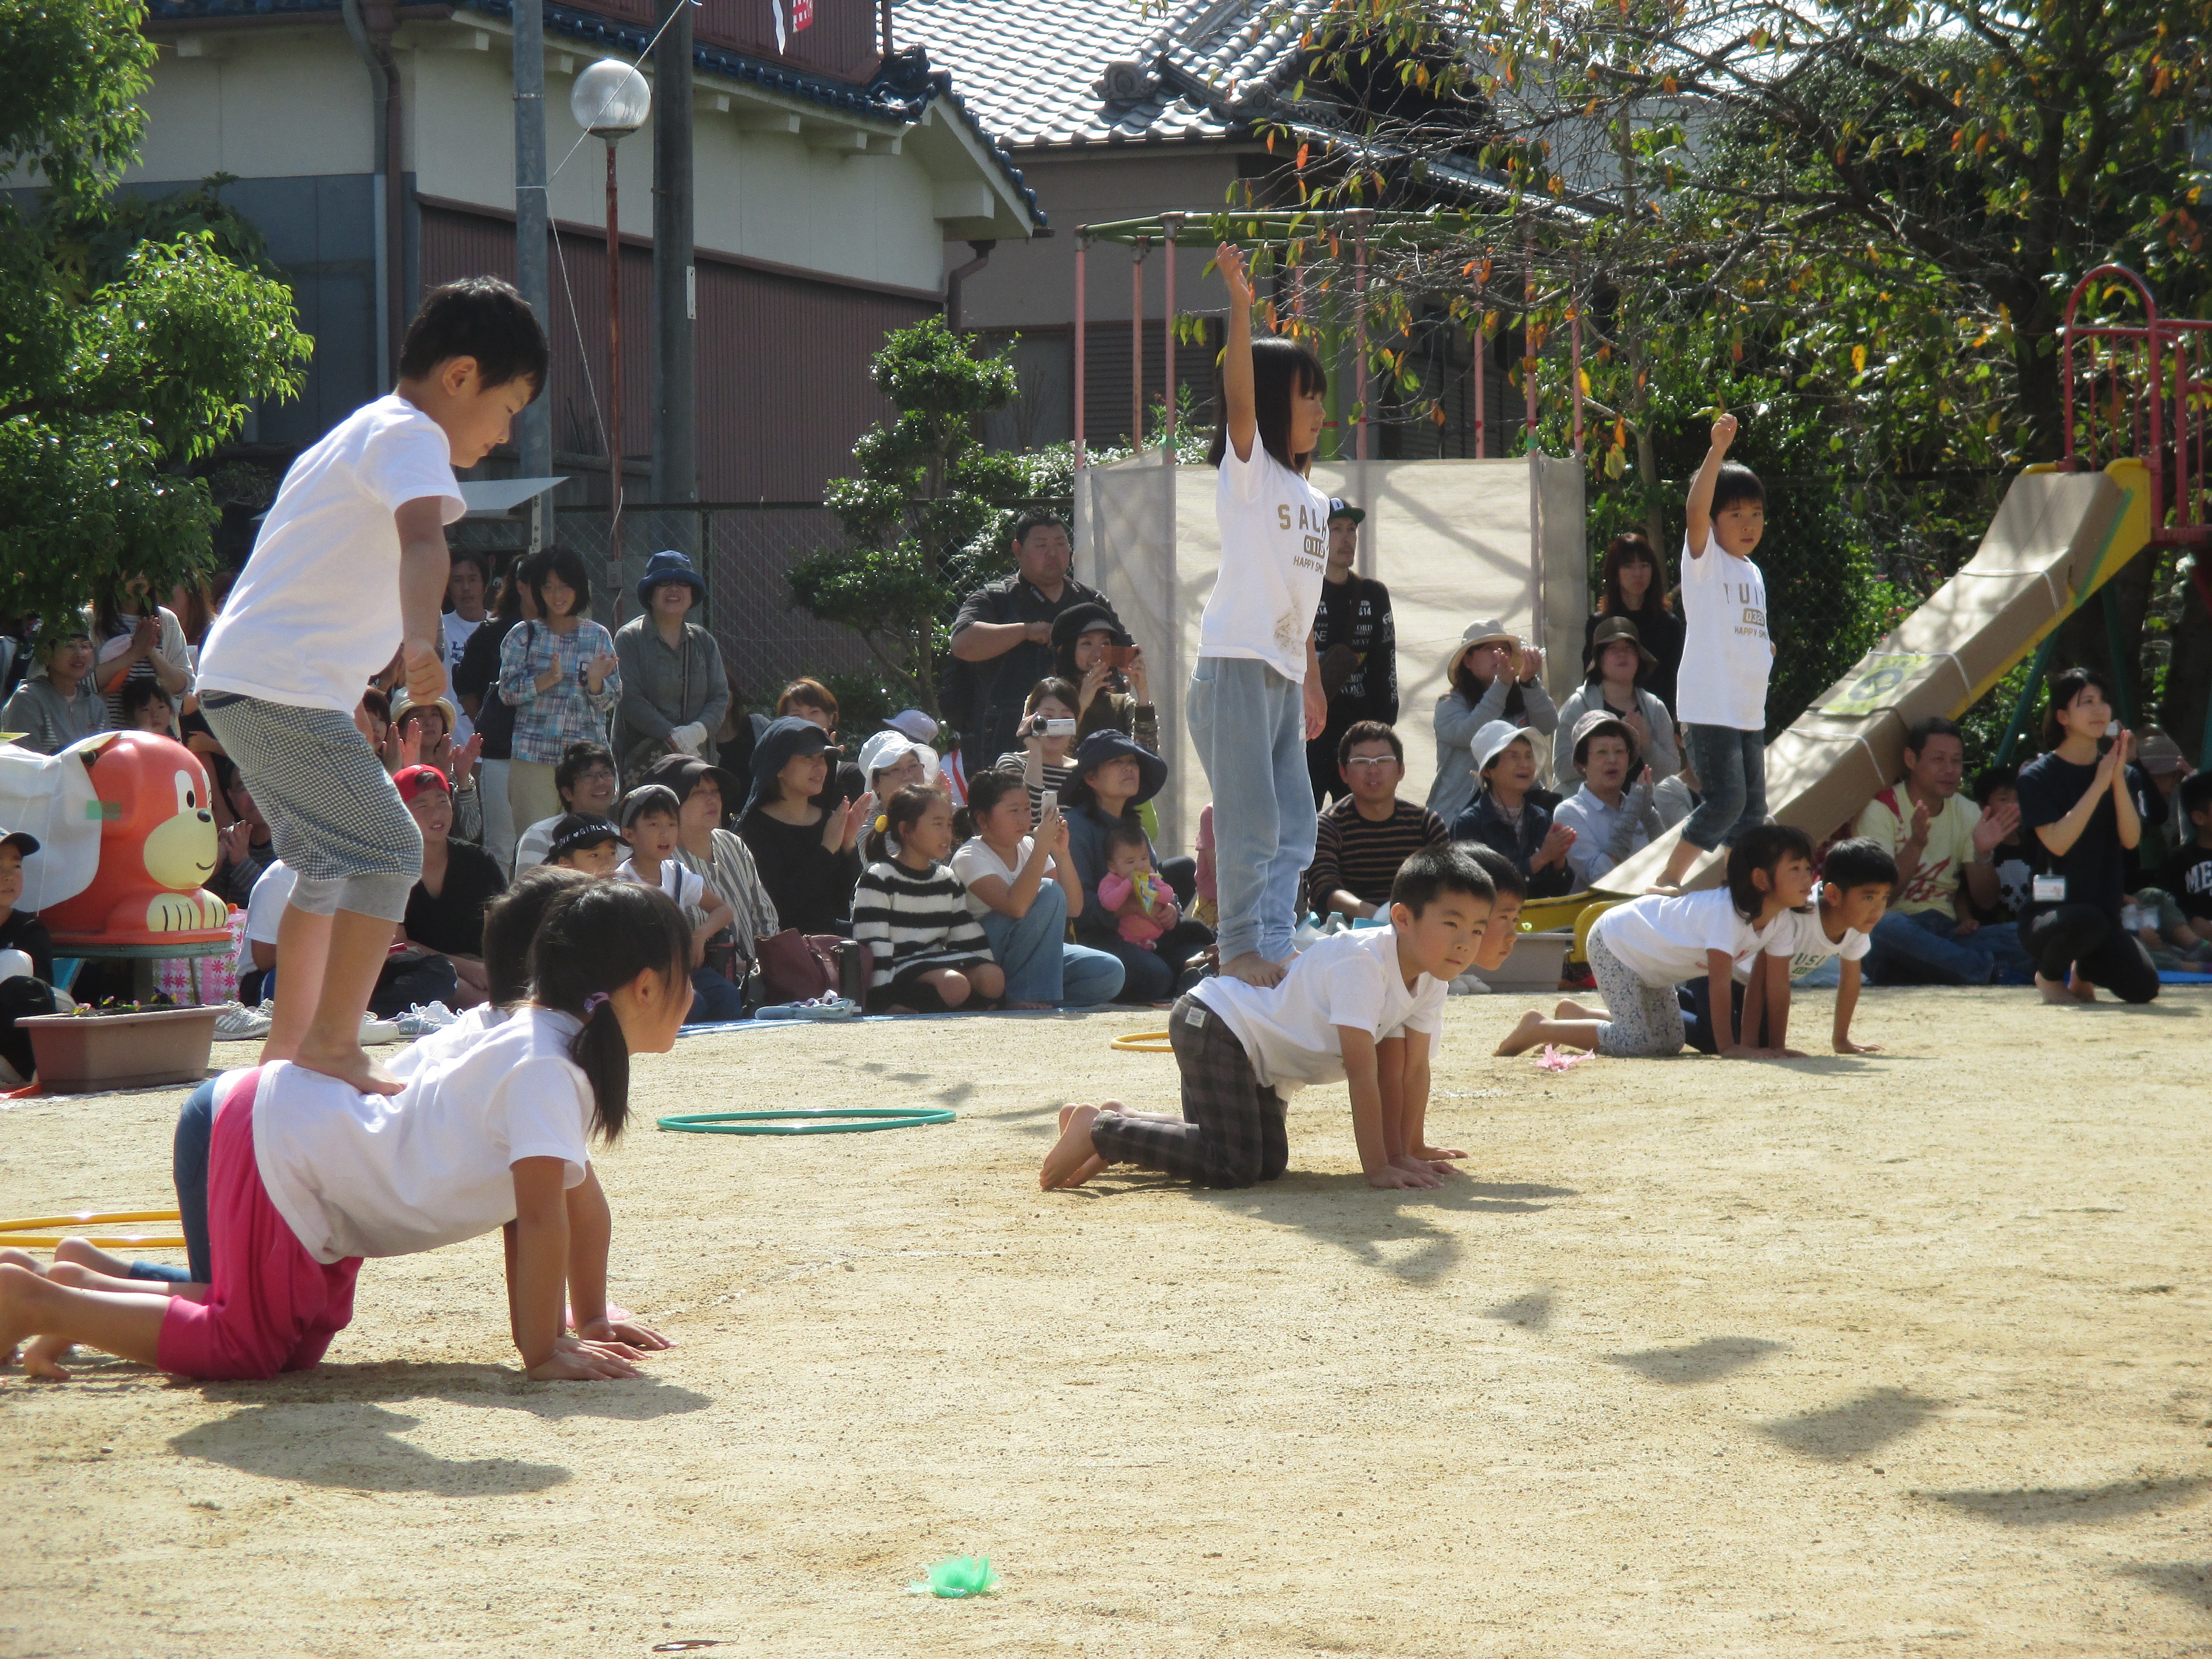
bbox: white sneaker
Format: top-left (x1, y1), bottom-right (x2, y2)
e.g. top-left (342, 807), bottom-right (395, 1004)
top-left (393, 1001), bottom-right (458, 1036)
top-left (359, 1016), bottom-right (403, 1044)
top-left (213, 1001), bottom-right (274, 1040)
top-left (1447, 971), bottom-right (1491, 997)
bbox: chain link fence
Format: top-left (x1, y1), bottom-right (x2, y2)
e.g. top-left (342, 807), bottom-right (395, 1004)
top-left (449, 501), bottom-right (873, 701)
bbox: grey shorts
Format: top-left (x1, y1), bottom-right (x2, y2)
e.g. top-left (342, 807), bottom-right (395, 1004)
top-left (200, 692), bottom-right (421, 922)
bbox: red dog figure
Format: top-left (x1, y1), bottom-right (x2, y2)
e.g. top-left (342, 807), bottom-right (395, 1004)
top-left (42, 732), bottom-right (230, 942)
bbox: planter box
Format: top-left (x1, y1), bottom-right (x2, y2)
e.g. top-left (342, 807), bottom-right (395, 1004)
top-left (21, 1007), bottom-right (219, 1094)
top-left (1484, 931), bottom-right (1573, 993)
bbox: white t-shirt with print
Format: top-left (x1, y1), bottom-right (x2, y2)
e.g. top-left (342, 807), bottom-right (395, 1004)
top-left (1189, 923), bottom-right (1447, 1094)
top-left (1200, 440), bottom-right (1333, 682)
top-left (1731, 884), bottom-right (1871, 983)
top-left (950, 835), bottom-right (1032, 920)
top-left (249, 1008), bottom-right (594, 1264)
top-left (1675, 528), bottom-right (1771, 730)
top-left (1592, 888), bottom-right (1787, 986)
top-left (200, 394), bottom-right (465, 714)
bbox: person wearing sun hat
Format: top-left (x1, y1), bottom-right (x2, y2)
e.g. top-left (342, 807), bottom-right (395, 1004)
top-left (1426, 618), bottom-right (1556, 826)
top-left (1307, 497), bottom-right (1398, 806)
top-left (1048, 601), bottom-right (1159, 751)
top-left (1551, 710), bottom-right (1665, 888)
top-left (856, 729), bottom-right (942, 799)
top-left (737, 715), bottom-right (869, 935)
top-left (613, 549), bottom-right (731, 776)
top-left (1448, 720), bottom-right (1576, 899)
top-left (1060, 729), bottom-right (1212, 1003)
top-left (1551, 614), bottom-right (1681, 792)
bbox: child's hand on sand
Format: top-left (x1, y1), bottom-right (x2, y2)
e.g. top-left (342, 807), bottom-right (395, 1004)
top-left (1215, 241), bottom-right (1255, 308)
top-left (1710, 411), bottom-right (1738, 452)
top-left (1367, 1163), bottom-right (1441, 1190)
top-left (402, 639), bottom-right (446, 703)
top-left (527, 1332), bottom-right (645, 1382)
top-left (575, 1315), bottom-right (673, 1352)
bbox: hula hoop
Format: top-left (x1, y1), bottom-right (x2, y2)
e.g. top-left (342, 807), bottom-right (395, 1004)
top-left (656, 1107), bottom-right (955, 1136)
top-left (1110, 1030), bottom-right (1174, 1053)
top-left (0, 1210), bottom-right (185, 1249)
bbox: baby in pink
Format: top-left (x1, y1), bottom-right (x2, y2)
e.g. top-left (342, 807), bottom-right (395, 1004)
top-left (1099, 824), bottom-right (1175, 947)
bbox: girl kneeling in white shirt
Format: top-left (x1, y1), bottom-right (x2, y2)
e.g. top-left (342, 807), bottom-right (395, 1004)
top-left (1495, 822), bottom-right (1815, 1059)
top-left (0, 880), bottom-right (689, 1383)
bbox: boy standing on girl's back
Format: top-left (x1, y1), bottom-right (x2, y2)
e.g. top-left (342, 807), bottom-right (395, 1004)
top-left (196, 278), bottom-right (548, 1091)
top-left (1654, 413), bottom-right (1775, 890)
top-left (1041, 847), bottom-right (1492, 1193)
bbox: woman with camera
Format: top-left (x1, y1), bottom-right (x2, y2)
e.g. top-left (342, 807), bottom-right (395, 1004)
top-left (993, 677), bottom-right (1083, 827)
top-left (1050, 603), bottom-right (1158, 750)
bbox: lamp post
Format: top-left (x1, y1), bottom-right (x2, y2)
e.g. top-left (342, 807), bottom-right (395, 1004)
top-left (571, 59), bottom-right (650, 611)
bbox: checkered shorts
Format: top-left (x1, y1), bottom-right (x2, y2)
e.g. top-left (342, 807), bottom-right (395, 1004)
top-left (1089, 992), bottom-right (1288, 1189)
top-left (201, 693), bottom-right (421, 919)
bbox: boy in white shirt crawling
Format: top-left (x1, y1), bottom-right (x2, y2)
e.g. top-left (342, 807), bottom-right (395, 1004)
top-left (1040, 847), bottom-right (1492, 1193)
top-left (1684, 838), bottom-right (1898, 1056)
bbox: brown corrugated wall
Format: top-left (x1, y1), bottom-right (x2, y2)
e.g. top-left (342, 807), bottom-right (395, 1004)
top-left (419, 202), bottom-right (935, 499)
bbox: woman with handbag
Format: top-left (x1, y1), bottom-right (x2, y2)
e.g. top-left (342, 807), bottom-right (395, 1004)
top-left (615, 551), bottom-right (731, 783)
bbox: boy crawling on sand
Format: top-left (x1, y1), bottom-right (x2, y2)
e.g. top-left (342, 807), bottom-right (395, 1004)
top-left (1042, 846), bottom-right (1492, 1192)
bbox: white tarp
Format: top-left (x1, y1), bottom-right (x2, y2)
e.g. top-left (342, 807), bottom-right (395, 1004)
top-left (1076, 454), bottom-right (1587, 853)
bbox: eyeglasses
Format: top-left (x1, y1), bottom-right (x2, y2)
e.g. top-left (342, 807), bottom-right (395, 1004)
top-left (1342, 756), bottom-right (1399, 771)
top-left (575, 767), bottom-right (616, 785)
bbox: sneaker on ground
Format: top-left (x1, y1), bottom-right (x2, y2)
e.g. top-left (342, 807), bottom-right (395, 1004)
top-left (359, 1016), bottom-right (403, 1044)
top-left (213, 1001), bottom-right (274, 1041)
top-left (392, 1001), bottom-right (459, 1037)
top-left (1446, 971), bottom-right (1491, 997)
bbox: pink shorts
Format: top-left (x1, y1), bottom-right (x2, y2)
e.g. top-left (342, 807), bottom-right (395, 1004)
top-left (156, 1069), bottom-right (361, 1380)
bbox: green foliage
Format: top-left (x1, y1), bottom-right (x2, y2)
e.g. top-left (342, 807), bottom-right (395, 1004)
top-left (787, 319), bottom-right (1024, 714)
top-left (0, 0), bottom-right (310, 635)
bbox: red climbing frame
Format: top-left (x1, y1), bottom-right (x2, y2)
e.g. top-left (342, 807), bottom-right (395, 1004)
top-left (2060, 264), bottom-right (2212, 553)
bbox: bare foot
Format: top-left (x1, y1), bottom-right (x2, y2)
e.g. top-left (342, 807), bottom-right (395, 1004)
top-left (21, 1334), bottom-right (71, 1379)
top-left (2068, 969), bottom-right (2097, 1003)
top-left (292, 1039), bottom-right (402, 1096)
top-left (566, 1301), bottom-right (634, 1331)
top-left (1642, 883), bottom-right (1683, 897)
top-left (2035, 973), bottom-right (2077, 1006)
top-left (1553, 998), bottom-right (1603, 1021)
top-left (1222, 951), bottom-right (1286, 989)
top-left (1494, 1010), bottom-right (1548, 1057)
top-left (1041, 1105), bottom-right (1102, 1190)
top-left (0, 1249), bottom-right (43, 1275)
top-left (1414, 1143), bottom-right (1467, 1162)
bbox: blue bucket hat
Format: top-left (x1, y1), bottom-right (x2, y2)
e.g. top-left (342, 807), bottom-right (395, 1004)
top-left (635, 549), bottom-right (707, 610)
top-left (1071, 728), bottom-right (1166, 806)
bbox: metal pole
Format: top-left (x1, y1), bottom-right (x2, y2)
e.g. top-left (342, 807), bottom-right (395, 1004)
top-left (1570, 290), bottom-right (1585, 457)
top-left (605, 139), bottom-right (625, 612)
top-left (512, 0), bottom-right (552, 551)
top-left (1353, 225), bottom-right (1369, 463)
top-left (1475, 319), bottom-right (1485, 458)
top-left (651, 0), bottom-right (697, 539)
top-left (1523, 231), bottom-right (1538, 450)
top-left (1073, 235), bottom-right (1087, 469)
top-left (1161, 215), bottom-right (1180, 455)
top-left (1131, 238), bottom-right (1146, 447)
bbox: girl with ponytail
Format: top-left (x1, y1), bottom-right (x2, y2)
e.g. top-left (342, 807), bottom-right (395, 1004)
top-left (0, 881), bottom-right (691, 1384)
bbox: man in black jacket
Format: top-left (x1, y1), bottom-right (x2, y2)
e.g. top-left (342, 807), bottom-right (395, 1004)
top-left (1308, 499), bottom-right (1398, 805)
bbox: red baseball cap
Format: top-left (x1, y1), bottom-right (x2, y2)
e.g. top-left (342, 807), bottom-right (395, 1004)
top-left (393, 764), bottom-right (452, 802)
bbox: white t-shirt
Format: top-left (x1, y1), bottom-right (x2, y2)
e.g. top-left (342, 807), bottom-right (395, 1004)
top-left (199, 395), bottom-right (465, 713)
top-left (1200, 440), bottom-right (1332, 681)
top-left (1189, 923), bottom-right (1446, 1094)
top-left (950, 835), bottom-right (1030, 919)
top-left (238, 860), bottom-right (298, 975)
top-left (249, 1008), bottom-right (593, 1264)
top-left (442, 612), bottom-right (485, 742)
top-left (617, 855), bottom-right (705, 911)
top-left (1592, 888), bottom-right (1787, 986)
top-left (385, 1002), bottom-right (509, 1083)
top-left (1732, 884), bottom-right (1871, 983)
top-left (1675, 528), bottom-right (1771, 730)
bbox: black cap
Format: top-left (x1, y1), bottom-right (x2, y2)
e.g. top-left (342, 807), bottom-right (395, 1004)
top-left (1050, 601), bottom-right (1131, 651)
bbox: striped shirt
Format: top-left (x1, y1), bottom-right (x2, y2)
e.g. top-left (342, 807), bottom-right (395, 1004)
top-left (851, 858), bottom-right (992, 990)
top-left (993, 750), bottom-right (1076, 828)
top-left (1306, 796), bottom-right (1449, 914)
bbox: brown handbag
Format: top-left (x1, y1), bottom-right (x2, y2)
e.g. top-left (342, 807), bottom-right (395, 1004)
top-left (756, 930), bottom-right (869, 1004)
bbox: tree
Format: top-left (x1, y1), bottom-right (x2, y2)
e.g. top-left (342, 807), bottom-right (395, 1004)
top-left (0, 0), bottom-right (310, 634)
top-left (786, 318), bottom-right (1024, 715)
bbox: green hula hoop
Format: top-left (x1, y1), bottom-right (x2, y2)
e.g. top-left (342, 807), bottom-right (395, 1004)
top-left (655, 1107), bottom-right (957, 1136)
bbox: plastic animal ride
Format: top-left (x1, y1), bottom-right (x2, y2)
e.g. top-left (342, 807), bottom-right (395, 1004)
top-left (42, 732), bottom-right (229, 944)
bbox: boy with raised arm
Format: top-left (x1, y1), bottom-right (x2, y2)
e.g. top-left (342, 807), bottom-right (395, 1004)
top-left (196, 278), bottom-right (548, 1091)
top-left (1041, 846), bottom-right (1492, 1193)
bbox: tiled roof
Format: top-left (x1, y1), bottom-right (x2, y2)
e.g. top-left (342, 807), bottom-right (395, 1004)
top-left (892, 0), bottom-right (1327, 150)
top-left (141, 0), bottom-right (1041, 225)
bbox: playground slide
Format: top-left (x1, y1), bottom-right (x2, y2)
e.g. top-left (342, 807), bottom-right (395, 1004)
top-left (1592, 458), bottom-right (2155, 896)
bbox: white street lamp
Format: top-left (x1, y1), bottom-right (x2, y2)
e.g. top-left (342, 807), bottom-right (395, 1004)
top-left (571, 60), bottom-right (651, 605)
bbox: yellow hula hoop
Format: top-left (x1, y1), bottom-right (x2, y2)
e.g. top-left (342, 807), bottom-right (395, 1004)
top-left (1110, 1030), bottom-right (1174, 1053)
top-left (0, 1211), bottom-right (186, 1250)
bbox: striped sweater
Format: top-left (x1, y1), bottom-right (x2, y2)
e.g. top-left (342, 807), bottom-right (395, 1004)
top-left (851, 858), bottom-right (993, 990)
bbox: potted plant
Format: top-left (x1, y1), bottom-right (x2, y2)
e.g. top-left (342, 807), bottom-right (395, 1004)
top-left (19, 998), bottom-right (220, 1094)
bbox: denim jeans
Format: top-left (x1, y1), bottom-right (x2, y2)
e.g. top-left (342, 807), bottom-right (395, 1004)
top-left (1102, 921), bottom-right (1214, 1004)
top-left (978, 881), bottom-right (1125, 1006)
top-left (131, 1077), bottom-right (218, 1286)
top-left (1189, 656), bottom-right (1314, 963)
top-left (1681, 724), bottom-right (1767, 851)
top-left (685, 964), bottom-right (749, 1023)
top-left (1866, 907), bottom-right (2034, 986)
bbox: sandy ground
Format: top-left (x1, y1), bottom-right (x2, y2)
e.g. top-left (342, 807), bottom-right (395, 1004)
top-left (0, 985), bottom-right (2208, 1658)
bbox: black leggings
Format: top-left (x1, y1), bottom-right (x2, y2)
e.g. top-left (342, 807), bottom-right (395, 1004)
top-left (2024, 904), bottom-right (2159, 1003)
